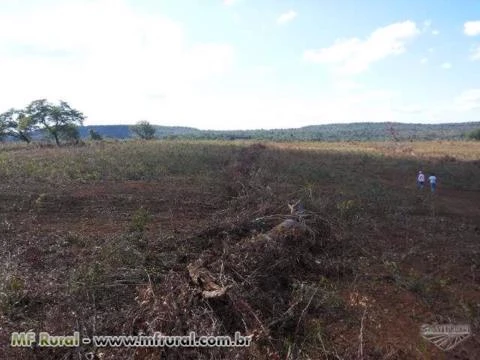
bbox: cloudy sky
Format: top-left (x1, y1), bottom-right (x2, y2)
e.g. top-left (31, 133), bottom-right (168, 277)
top-left (1, 0), bottom-right (480, 130)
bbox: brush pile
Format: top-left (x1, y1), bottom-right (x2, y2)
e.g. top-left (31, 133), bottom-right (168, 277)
top-left (132, 205), bottom-right (337, 359)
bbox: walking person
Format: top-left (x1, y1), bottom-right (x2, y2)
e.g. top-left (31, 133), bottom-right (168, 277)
top-left (417, 171), bottom-right (425, 190)
top-left (428, 173), bottom-right (437, 193)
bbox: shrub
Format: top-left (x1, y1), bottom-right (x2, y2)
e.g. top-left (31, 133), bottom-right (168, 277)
top-left (89, 129), bottom-right (103, 141)
top-left (467, 128), bottom-right (480, 140)
top-left (130, 120), bottom-right (156, 140)
top-left (129, 207), bottom-right (152, 233)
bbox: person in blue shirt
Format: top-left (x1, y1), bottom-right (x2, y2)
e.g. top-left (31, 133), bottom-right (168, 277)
top-left (428, 173), bottom-right (437, 193)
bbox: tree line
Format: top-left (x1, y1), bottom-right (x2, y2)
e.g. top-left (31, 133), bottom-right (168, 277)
top-left (0, 100), bottom-right (159, 144)
top-left (2, 99), bottom-right (480, 144)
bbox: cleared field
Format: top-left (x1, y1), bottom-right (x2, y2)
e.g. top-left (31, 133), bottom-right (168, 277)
top-left (0, 140), bottom-right (479, 359)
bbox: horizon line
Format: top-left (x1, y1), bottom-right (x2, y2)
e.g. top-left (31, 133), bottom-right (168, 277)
top-left (81, 120), bottom-right (480, 132)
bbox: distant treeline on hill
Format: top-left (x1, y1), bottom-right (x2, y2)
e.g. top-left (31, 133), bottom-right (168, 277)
top-left (79, 122), bottom-right (480, 141)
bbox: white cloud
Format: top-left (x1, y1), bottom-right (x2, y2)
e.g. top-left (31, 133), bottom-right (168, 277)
top-left (441, 62), bottom-right (452, 69)
top-left (455, 89), bottom-right (480, 111)
top-left (223, 0), bottom-right (240, 6)
top-left (422, 20), bottom-right (439, 35)
top-left (0, 0), bottom-right (235, 123)
top-left (277, 10), bottom-right (297, 25)
top-left (464, 21), bottom-right (480, 36)
top-left (0, 0), bottom-right (405, 129)
top-left (303, 21), bottom-right (420, 74)
top-left (187, 43), bottom-right (235, 78)
top-left (392, 105), bottom-right (424, 114)
top-left (250, 65), bottom-right (276, 76)
top-left (428, 47), bottom-right (434, 53)
top-left (333, 80), bottom-right (364, 91)
top-left (166, 89), bottom-right (398, 130)
top-left (424, 108), bottom-right (459, 123)
top-left (420, 57), bottom-right (428, 64)
top-left (470, 45), bottom-right (480, 60)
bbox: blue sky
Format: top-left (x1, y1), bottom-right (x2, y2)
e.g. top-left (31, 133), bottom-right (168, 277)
top-left (0, 0), bottom-right (480, 129)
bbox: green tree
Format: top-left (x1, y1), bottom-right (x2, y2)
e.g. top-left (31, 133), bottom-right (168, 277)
top-left (0, 114), bottom-right (9, 141)
top-left (468, 128), bottom-right (480, 140)
top-left (59, 123), bottom-right (81, 144)
top-left (26, 99), bottom-right (85, 146)
top-left (89, 129), bottom-right (103, 141)
top-left (0, 109), bottom-right (38, 143)
top-left (130, 120), bottom-right (156, 140)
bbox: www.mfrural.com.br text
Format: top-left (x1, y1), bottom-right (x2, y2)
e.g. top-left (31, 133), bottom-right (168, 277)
top-left (11, 331), bottom-right (252, 348)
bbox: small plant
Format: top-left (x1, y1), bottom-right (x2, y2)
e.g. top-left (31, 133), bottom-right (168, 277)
top-left (0, 274), bottom-right (26, 316)
top-left (336, 199), bottom-right (362, 223)
top-left (34, 193), bottom-right (48, 209)
top-left (129, 207), bottom-right (152, 233)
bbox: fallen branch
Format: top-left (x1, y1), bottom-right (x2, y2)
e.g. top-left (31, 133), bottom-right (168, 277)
top-left (187, 261), bottom-right (228, 299)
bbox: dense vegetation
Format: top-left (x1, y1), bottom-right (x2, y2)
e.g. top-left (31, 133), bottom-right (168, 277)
top-left (79, 122), bottom-right (480, 142)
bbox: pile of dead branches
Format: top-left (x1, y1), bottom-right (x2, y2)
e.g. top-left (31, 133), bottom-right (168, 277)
top-left (130, 205), bottom-right (339, 359)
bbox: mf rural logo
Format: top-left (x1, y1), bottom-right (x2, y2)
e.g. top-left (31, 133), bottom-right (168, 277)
top-left (420, 324), bottom-right (472, 351)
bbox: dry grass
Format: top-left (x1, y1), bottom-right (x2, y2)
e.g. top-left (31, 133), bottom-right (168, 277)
top-left (272, 140), bottom-right (480, 160)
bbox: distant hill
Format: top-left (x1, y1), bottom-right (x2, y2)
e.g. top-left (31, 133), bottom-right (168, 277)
top-left (80, 122), bottom-right (480, 141)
